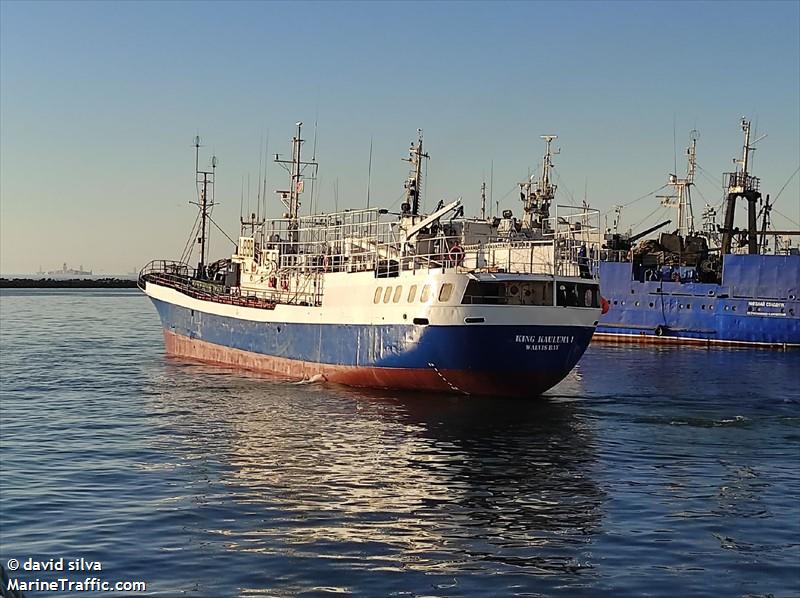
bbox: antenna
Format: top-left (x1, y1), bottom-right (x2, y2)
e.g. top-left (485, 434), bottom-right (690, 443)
top-left (309, 118), bottom-right (318, 215)
top-left (256, 133), bottom-right (264, 220)
top-left (673, 114), bottom-right (678, 176)
top-left (366, 136), bottom-right (373, 209)
top-left (489, 160), bottom-right (494, 219)
top-left (268, 134), bottom-right (269, 227)
top-left (480, 180), bottom-right (487, 220)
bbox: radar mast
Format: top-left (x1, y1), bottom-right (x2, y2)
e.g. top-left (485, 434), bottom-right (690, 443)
top-left (520, 135), bottom-right (558, 231)
top-left (720, 118), bottom-right (764, 254)
top-left (402, 129), bottom-right (429, 216)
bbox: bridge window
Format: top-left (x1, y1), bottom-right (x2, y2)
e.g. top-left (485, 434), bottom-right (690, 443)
top-left (557, 283), bottom-right (600, 307)
top-left (393, 286), bottom-right (403, 303)
top-left (420, 284), bottom-right (430, 302)
top-left (383, 287), bottom-right (392, 304)
top-left (374, 287), bottom-right (382, 304)
top-left (462, 281), bottom-right (506, 305)
top-left (408, 284), bottom-right (417, 302)
top-left (439, 283), bottom-right (453, 302)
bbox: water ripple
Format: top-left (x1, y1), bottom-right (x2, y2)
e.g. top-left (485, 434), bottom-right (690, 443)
top-left (1, 289), bottom-right (798, 597)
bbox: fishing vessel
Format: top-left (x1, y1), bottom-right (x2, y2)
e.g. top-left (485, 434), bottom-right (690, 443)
top-left (139, 124), bottom-right (602, 396)
top-left (595, 119), bottom-right (800, 348)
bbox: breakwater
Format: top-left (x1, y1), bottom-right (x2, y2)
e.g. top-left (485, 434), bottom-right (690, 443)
top-left (0, 278), bottom-right (137, 289)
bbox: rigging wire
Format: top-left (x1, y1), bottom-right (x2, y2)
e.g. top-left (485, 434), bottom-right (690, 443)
top-left (696, 163), bottom-right (722, 188)
top-left (770, 165), bottom-right (800, 206)
top-left (179, 210), bottom-right (202, 265)
top-left (207, 214), bottom-right (238, 248)
top-left (624, 183), bottom-right (670, 208)
top-left (771, 207), bottom-right (799, 228)
top-left (631, 202), bottom-right (668, 232)
top-left (551, 168), bottom-right (577, 206)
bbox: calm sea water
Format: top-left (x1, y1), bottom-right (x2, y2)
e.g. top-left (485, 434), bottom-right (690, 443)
top-left (1, 289), bottom-right (798, 597)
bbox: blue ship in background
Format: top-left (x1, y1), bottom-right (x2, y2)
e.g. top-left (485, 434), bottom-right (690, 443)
top-left (595, 119), bottom-right (799, 348)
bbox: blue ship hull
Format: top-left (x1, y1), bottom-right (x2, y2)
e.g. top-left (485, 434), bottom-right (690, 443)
top-left (150, 297), bottom-right (596, 396)
top-left (597, 254), bottom-right (800, 347)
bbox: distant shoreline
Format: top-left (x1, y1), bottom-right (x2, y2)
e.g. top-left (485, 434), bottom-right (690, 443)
top-left (0, 278), bottom-right (138, 288)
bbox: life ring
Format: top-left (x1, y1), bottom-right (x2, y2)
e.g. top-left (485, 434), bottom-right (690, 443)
top-left (448, 245), bottom-right (464, 265)
top-left (601, 296), bottom-right (610, 314)
top-left (671, 271), bottom-right (680, 283)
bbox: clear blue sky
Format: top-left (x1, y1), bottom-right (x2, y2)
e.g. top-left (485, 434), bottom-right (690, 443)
top-left (2, 0), bottom-right (798, 274)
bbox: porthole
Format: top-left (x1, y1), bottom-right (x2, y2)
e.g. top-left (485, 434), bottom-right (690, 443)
top-left (634, 301), bottom-right (640, 306)
top-left (701, 305), bottom-right (706, 310)
top-left (509, 285), bottom-right (519, 296)
top-left (686, 304), bottom-right (691, 310)
top-left (649, 302), bottom-right (654, 308)
top-left (732, 305), bottom-right (737, 311)
top-left (613, 300), bottom-right (618, 305)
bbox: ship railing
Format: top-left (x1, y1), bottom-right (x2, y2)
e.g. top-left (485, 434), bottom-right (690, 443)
top-left (541, 205), bottom-right (602, 279)
top-left (724, 172), bottom-right (760, 194)
top-left (137, 260), bottom-right (194, 288)
top-left (247, 236), bottom-right (601, 278)
top-left (139, 259), bottom-right (281, 308)
top-left (254, 235), bottom-right (598, 279)
top-left (243, 205), bottom-right (600, 279)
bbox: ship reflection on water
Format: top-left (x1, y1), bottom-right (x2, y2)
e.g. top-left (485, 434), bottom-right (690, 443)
top-left (146, 364), bottom-right (603, 591)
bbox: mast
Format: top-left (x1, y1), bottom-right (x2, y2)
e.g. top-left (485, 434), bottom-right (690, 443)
top-left (758, 194), bottom-right (772, 253)
top-left (720, 118), bottom-right (763, 255)
top-left (658, 130), bottom-right (698, 237)
top-left (402, 129), bottom-right (429, 216)
top-left (275, 122), bottom-right (318, 247)
top-left (192, 136), bottom-right (217, 278)
top-left (520, 135), bottom-right (558, 230)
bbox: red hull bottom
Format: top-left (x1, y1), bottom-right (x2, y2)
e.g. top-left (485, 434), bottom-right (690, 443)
top-left (163, 331), bottom-right (567, 397)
